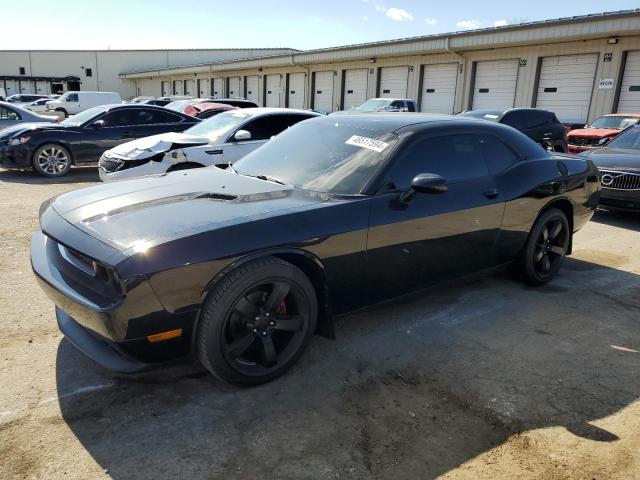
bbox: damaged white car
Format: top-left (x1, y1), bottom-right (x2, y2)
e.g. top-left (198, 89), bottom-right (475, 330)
top-left (98, 108), bottom-right (320, 182)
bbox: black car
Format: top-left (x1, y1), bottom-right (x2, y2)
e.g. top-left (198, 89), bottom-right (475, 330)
top-left (459, 108), bottom-right (568, 152)
top-left (580, 124), bottom-right (640, 211)
top-left (0, 104), bottom-right (199, 177)
top-left (31, 114), bottom-right (600, 385)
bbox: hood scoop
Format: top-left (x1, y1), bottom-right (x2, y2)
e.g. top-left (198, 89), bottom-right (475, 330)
top-left (81, 191), bottom-right (237, 224)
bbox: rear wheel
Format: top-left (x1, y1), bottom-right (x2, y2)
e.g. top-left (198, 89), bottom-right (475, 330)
top-left (32, 144), bottom-right (71, 177)
top-left (55, 108), bottom-right (67, 118)
top-left (521, 208), bottom-right (570, 285)
top-left (198, 257), bottom-right (317, 386)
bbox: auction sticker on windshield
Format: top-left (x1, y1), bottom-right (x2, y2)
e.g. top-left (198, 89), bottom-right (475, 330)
top-left (345, 135), bottom-right (389, 153)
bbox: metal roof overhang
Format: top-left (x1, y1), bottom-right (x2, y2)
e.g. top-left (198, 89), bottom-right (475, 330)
top-left (120, 9), bottom-right (640, 79)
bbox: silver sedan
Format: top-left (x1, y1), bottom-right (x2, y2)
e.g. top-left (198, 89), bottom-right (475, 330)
top-left (0, 101), bottom-right (57, 131)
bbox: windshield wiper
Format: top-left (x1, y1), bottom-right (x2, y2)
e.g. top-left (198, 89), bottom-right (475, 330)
top-left (255, 174), bottom-right (287, 185)
top-left (241, 173), bottom-right (288, 185)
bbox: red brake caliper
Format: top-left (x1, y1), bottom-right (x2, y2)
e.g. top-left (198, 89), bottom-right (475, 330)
top-left (276, 301), bottom-right (287, 315)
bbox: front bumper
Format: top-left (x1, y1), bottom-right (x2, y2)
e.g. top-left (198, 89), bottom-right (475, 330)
top-left (31, 227), bottom-right (195, 369)
top-left (598, 188), bottom-right (640, 211)
top-left (98, 154), bottom-right (168, 182)
top-left (57, 306), bottom-right (150, 373)
top-left (0, 143), bottom-right (34, 169)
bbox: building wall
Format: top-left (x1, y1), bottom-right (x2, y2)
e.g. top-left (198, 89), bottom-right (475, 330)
top-left (129, 36), bottom-right (640, 123)
top-left (0, 49), bottom-right (293, 98)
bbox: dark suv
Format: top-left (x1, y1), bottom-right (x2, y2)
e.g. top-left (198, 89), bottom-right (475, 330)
top-left (459, 108), bottom-right (567, 152)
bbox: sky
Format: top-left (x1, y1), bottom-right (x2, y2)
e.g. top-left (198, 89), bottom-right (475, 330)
top-left (1, 0), bottom-right (638, 51)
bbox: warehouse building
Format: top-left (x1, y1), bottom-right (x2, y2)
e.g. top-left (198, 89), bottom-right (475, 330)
top-left (122, 9), bottom-right (640, 125)
top-left (0, 48), bottom-right (295, 99)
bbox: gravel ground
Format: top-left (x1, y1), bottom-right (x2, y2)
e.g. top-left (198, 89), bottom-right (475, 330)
top-left (0, 167), bottom-right (639, 480)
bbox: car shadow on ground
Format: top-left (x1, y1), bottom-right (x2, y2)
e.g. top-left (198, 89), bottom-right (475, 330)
top-left (592, 209), bottom-right (639, 232)
top-left (0, 167), bottom-right (99, 185)
top-left (54, 257), bottom-right (640, 479)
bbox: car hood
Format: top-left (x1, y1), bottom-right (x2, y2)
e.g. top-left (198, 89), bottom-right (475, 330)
top-left (568, 128), bottom-right (620, 138)
top-left (583, 147), bottom-right (640, 172)
top-left (0, 122), bottom-right (64, 138)
top-left (106, 132), bottom-right (211, 160)
top-left (48, 167), bottom-right (332, 254)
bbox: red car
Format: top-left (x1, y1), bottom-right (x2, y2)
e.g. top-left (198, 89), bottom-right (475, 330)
top-left (567, 113), bottom-right (640, 153)
top-left (184, 102), bottom-right (238, 119)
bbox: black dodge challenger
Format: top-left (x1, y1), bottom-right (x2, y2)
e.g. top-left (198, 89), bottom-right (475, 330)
top-left (31, 114), bottom-right (601, 385)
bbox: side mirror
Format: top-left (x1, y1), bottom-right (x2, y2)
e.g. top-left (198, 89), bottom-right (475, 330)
top-left (411, 173), bottom-right (448, 194)
top-left (92, 119), bottom-right (106, 129)
top-left (398, 173), bottom-right (447, 205)
top-left (233, 129), bottom-right (251, 141)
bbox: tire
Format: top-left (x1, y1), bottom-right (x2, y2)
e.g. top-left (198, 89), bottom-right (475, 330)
top-left (55, 108), bottom-right (67, 118)
top-left (520, 208), bottom-right (570, 286)
top-left (32, 144), bottom-right (72, 177)
top-left (198, 256), bottom-right (317, 386)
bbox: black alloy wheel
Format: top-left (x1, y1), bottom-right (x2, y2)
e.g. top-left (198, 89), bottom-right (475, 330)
top-left (198, 257), bottom-right (317, 386)
top-left (522, 208), bottom-right (570, 285)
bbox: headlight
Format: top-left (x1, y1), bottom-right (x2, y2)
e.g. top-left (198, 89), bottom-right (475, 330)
top-left (7, 135), bottom-right (31, 146)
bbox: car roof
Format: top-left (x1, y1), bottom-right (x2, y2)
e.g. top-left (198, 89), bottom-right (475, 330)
top-left (604, 113), bottom-right (640, 117)
top-left (224, 107), bottom-right (322, 116)
top-left (190, 102), bottom-right (237, 112)
top-left (313, 112), bottom-right (460, 131)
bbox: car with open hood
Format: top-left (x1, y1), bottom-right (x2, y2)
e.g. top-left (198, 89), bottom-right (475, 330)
top-left (98, 108), bottom-right (320, 182)
top-left (32, 113), bottom-right (600, 386)
top-left (567, 114), bottom-right (640, 153)
top-left (579, 124), bottom-right (640, 211)
top-left (0, 103), bottom-right (198, 177)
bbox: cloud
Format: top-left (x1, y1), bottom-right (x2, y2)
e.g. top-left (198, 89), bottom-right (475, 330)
top-left (493, 19), bottom-right (508, 27)
top-left (375, 4), bottom-right (386, 11)
top-left (386, 7), bottom-right (413, 21)
top-left (456, 19), bottom-right (482, 29)
top-left (425, 18), bottom-right (438, 26)
top-left (363, 15), bottom-right (369, 21)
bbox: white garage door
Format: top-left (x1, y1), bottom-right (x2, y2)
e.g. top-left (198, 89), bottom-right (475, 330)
top-left (472, 59), bottom-right (519, 110)
top-left (161, 81), bottom-right (171, 97)
top-left (184, 79), bottom-right (195, 97)
top-left (212, 78), bottom-right (224, 99)
top-left (197, 79), bottom-right (210, 97)
top-left (173, 80), bottom-right (183, 95)
top-left (4, 80), bottom-right (17, 96)
top-left (228, 77), bottom-right (241, 97)
top-left (535, 53), bottom-right (598, 124)
top-left (19, 80), bottom-right (35, 94)
top-left (379, 67), bottom-right (409, 98)
top-left (617, 51), bottom-right (640, 113)
top-left (35, 81), bottom-right (50, 95)
top-left (343, 69), bottom-right (368, 109)
top-left (313, 71), bottom-right (334, 112)
top-left (420, 63), bottom-right (458, 114)
top-left (288, 73), bottom-right (305, 109)
top-left (245, 76), bottom-right (259, 104)
top-left (265, 74), bottom-right (281, 107)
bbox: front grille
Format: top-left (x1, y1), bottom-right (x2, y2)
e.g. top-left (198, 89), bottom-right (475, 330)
top-left (568, 136), bottom-right (600, 147)
top-left (99, 156), bottom-right (124, 173)
top-left (599, 169), bottom-right (640, 190)
top-left (599, 196), bottom-right (640, 210)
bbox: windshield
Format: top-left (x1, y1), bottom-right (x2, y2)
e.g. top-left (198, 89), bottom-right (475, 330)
top-left (60, 106), bottom-right (105, 126)
top-left (233, 119), bottom-right (399, 194)
top-left (607, 126), bottom-right (640, 150)
top-left (185, 110), bottom-right (252, 141)
top-left (590, 116), bottom-right (640, 129)
top-left (352, 99), bottom-right (392, 112)
top-left (458, 110), bottom-right (503, 121)
top-left (165, 99), bottom-right (199, 112)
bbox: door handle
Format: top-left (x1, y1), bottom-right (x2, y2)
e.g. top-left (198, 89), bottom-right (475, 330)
top-left (483, 188), bottom-right (499, 199)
